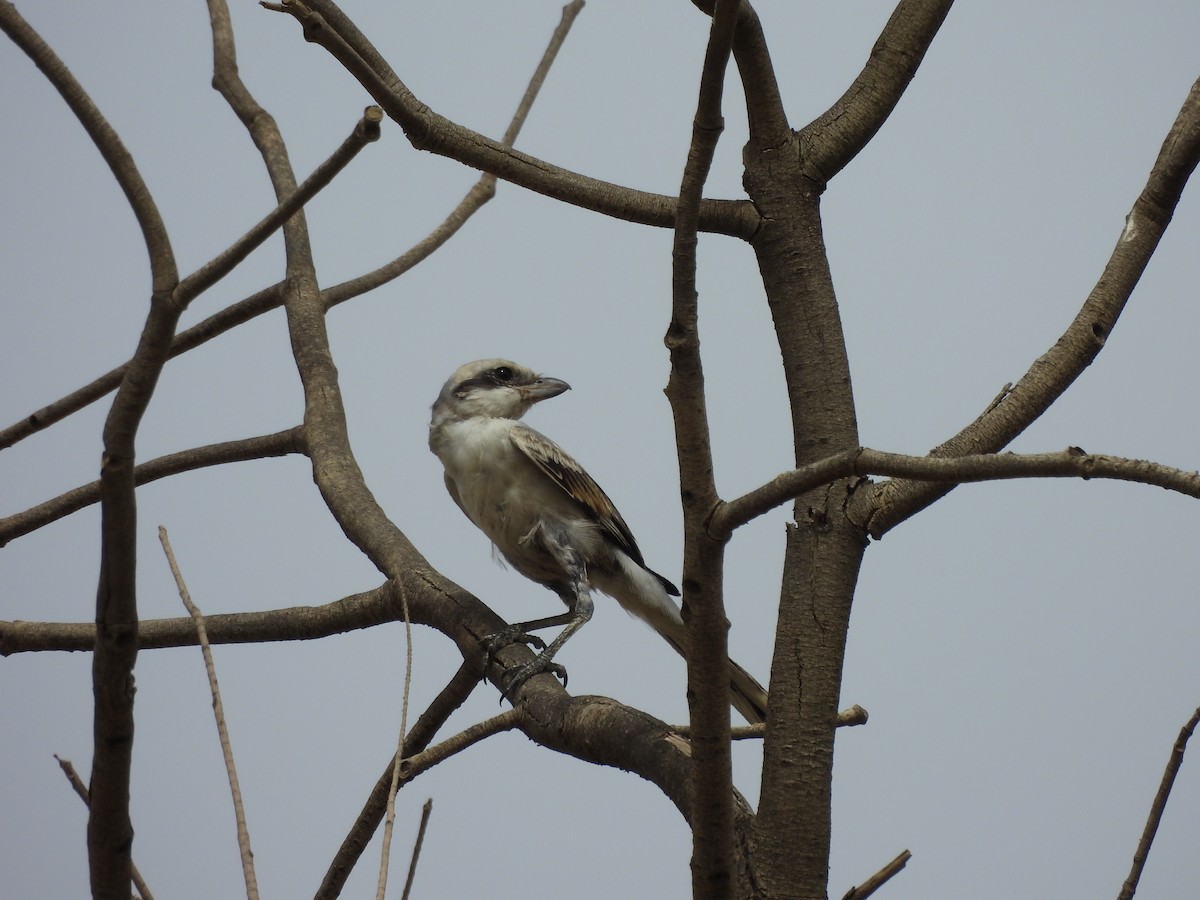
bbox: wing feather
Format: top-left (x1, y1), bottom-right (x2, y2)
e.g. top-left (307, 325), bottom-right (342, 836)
top-left (509, 424), bottom-right (647, 566)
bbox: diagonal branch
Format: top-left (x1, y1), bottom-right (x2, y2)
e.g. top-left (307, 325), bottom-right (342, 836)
top-left (178, 106), bottom-right (382, 305)
top-left (53, 756), bottom-right (156, 900)
top-left (160, 528), bottom-right (259, 900)
top-left (1117, 706), bottom-right (1200, 900)
top-left (264, 0), bottom-right (758, 238)
top-left (0, 2), bottom-right (585, 453)
top-left (0, 428), bottom-right (306, 547)
top-left (317, 662), bottom-right (481, 899)
top-left (856, 76), bottom-right (1200, 537)
top-left (800, 0), bottom-right (955, 183)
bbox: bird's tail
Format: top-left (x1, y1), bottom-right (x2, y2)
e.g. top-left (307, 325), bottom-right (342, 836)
top-left (605, 556), bottom-right (768, 724)
top-left (727, 659), bottom-right (769, 725)
top-left (655, 627), bottom-right (768, 725)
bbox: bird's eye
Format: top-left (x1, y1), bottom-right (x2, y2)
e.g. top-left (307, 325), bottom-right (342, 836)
top-left (492, 366), bottom-right (514, 382)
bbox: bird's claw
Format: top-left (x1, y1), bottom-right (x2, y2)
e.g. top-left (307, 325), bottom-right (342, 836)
top-left (479, 626), bottom-right (548, 673)
top-left (498, 656), bottom-right (568, 705)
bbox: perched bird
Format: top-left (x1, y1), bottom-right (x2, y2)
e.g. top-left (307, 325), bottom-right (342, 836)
top-left (429, 358), bottom-right (768, 724)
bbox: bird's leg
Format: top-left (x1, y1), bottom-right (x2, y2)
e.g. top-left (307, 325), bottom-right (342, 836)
top-left (498, 588), bottom-right (593, 702)
top-left (483, 524), bottom-right (596, 702)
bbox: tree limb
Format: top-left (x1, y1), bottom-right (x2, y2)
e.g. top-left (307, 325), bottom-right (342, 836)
top-left (801, 0), bottom-right (956, 183)
top-left (857, 75), bottom-right (1200, 537)
top-left (714, 447), bottom-right (1200, 539)
top-left (264, 0), bottom-right (758, 238)
top-left (664, 1), bottom-right (743, 896)
top-left (0, 428), bottom-right (306, 547)
top-left (1117, 706), bottom-right (1200, 900)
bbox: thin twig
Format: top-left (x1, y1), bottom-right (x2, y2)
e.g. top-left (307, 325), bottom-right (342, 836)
top-left (841, 850), bottom-right (912, 900)
top-left (674, 704), bottom-right (868, 740)
top-left (316, 662), bottom-right (481, 900)
top-left (398, 709), bottom-right (524, 782)
top-left (1118, 706), bottom-right (1200, 900)
top-left (0, 1), bottom-right (586, 453)
top-left (159, 527), bottom-right (259, 900)
top-left (400, 799), bottom-right (433, 900)
top-left (52, 756), bottom-right (156, 900)
top-left (375, 594), bottom-right (415, 900)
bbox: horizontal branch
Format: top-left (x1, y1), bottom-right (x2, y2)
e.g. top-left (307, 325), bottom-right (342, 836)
top-left (265, 0), bottom-right (758, 238)
top-left (0, 582), bottom-right (401, 656)
top-left (0, 428), bottom-right (306, 547)
top-left (713, 447), bottom-right (1200, 539)
top-left (675, 704), bottom-right (869, 740)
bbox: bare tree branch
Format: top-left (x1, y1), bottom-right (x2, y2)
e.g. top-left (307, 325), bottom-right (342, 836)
top-left (0, 428), bottom-right (305, 547)
top-left (399, 799), bottom-right (433, 900)
top-left (3, 9), bottom-right (184, 891)
top-left (664, 1), bottom-right (743, 896)
top-left (0, 584), bottom-right (402, 656)
top-left (841, 849), bottom-right (912, 900)
top-left (690, 0), bottom-right (790, 144)
top-left (674, 704), bottom-right (868, 740)
top-left (179, 106), bottom-right (382, 305)
top-left (52, 756), bottom-right (156, 900)
top-left (801, 0), bottom-right (955, 182)
top-left (398, 709), bottom-right (524, 782)
top-left (376, 561), bottom-right (416, 900)
top-left (0, 3), bottom-right (177, 290)
top-left (159, 527), bottom-right (259, 900)
top-left (1117, 706), bottom-right (1200, 900)
top-left (317, 662), bottom-right (480, 899)
top-left (0, 2), bottom-right (581, 453)
top-left (714, 447), bottom-right (1200, 539)
top-left (858, 75), bottom-right (1200, 537)
top-left (264, 0), bottom-right (758, 238)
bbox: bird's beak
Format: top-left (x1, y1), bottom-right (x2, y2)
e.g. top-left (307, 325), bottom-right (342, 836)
top-left (521, 376), bottom-right (571, 403)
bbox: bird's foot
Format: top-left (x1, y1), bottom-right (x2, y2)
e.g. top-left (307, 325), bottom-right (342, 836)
top-left (479, 625), bottom-right (548, 674)
top-left (498, 654), bottom-right (569, 705)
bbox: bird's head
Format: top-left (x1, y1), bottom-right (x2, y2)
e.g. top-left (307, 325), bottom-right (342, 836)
top-left (431, 359), bottom-right (571, 424)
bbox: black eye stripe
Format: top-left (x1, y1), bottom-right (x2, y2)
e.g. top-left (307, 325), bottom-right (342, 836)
top-left (454, 368), bottom-right (522, 396)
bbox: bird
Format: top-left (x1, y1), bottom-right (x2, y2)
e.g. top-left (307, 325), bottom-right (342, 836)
top-left (428, 358), bottom-right (768, 724)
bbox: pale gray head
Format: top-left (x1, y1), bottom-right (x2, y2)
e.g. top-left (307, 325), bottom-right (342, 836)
top-left (431, 358), bottom-right (571, 424)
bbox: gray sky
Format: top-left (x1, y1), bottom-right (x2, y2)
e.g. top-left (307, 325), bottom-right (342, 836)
top-left (3, 2), bottom-right (1199, 897)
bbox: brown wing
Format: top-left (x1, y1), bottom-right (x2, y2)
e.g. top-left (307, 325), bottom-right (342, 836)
top-left (510, 423), bottom-right (648, 567)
